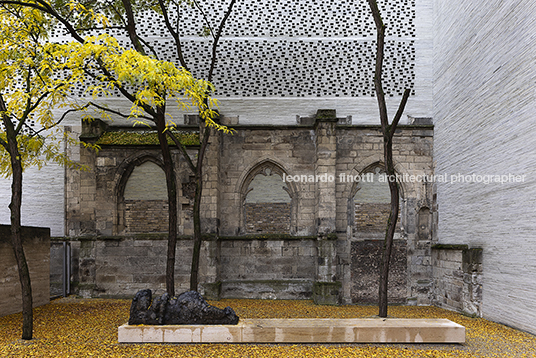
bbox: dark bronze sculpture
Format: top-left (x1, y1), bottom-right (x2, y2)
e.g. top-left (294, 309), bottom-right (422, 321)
top-left (128, 289), bottom-right (239, 325)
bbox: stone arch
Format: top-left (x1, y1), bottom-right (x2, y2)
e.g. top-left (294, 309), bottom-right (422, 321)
top-left (348, 161), bottom-right (406, 235)
top-left (114, 153), bottom-right (170, 234)
top-left (238, 159), bottom-right (297, 235)
top-left (343, 155), bottom-right (410, 200)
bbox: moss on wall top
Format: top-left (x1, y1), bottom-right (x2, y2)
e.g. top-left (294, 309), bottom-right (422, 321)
top-left (96, 130), bottom-right (199, 146)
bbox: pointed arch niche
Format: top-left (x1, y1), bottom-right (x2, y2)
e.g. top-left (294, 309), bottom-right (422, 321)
top-left (350, 162), bottom-right (402, 234)
top-left (117, 158), bottom-right (169, 234)
top-left (239, 161), bottom-right (296, 235)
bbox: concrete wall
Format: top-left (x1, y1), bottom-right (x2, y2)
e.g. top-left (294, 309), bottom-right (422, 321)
top-left (0, 225), bottom-right (50, 316)
top-left (434, 0), bottom-right (536, 333)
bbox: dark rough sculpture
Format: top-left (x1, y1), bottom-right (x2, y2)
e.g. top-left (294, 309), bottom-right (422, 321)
top-left (128, 289), bottom-right (239, 325)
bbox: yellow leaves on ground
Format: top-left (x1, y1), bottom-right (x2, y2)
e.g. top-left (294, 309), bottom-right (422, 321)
top-left (1, 298), bottom-right (535, 357)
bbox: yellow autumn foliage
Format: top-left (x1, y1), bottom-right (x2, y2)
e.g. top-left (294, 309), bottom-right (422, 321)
top-left (0, 4), bottom-right (84, 176)
top-left (1, 298), bottom-right (536, 357)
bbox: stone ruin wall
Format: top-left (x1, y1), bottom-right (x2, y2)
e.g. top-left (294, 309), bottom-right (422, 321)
top-left (0, 226), bottom-right (50, 317)
top-left (64, 114), bottom-right (436, 305)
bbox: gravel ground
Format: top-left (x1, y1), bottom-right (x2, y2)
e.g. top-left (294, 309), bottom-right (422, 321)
top-left (1, 297), bottom-right (535, 357)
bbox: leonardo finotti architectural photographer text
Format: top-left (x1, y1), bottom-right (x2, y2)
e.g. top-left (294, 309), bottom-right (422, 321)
top-left (282, 173), bottom-right (526, 184)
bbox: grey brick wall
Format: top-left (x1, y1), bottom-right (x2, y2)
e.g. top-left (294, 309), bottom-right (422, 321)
top-left (355, 203), bottom-right (401, 232)
top-left (434, 0), bottom-right (536, 333)
top-left (75, 236), bottom-right (193, 298)
top-left (220, 238), bottom-right (316, 299)
top-left (124, 200), bottom-right (168, 233)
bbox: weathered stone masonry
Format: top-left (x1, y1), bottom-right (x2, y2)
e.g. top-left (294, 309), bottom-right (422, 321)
top-left (65, 111), bottom-right (439, 305)
top-left (1, 225), bottom-right (50, 316)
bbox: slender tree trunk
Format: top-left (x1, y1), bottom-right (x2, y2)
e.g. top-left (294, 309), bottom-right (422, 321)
top-left (366, 0), bottom-right (410, 318)
top-left (189, 122), bottom-right (211, 291)
top-left (378, 136), bottom-right (400, 318)
top-left (189, 165), bottom-right (202, 291)
top-left (2, 109), bottom-right (33, 339)
top-left (9, 146), bottom-right (33, 340)
top-left (155, 107), bottom-right (178, 297)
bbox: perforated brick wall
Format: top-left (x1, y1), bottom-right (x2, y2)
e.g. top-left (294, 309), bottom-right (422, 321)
top-left (48, 0), bottom-right (416, 99)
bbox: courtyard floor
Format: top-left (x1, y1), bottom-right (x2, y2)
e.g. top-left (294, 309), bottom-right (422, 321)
top-left (1, 297), bottom-right (535, 357)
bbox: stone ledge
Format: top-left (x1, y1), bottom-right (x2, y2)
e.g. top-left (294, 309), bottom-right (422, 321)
top-left (118, 318), bottom-right (465, 343)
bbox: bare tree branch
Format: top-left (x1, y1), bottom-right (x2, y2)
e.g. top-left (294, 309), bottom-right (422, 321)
top-left (367, 0), bottom-right (389, 132)
top-left (157, 0), bottom-right (188, 70)
top-left (87, 101), bottom-right (152, 121)
top-left (31, 103), bottom-right (91, 137)
top-left (367, 0), bottom-right (411, 319)
top-left (75, 25), bottom-right (125, 32)
top-left (138, 36), bottom-right (160, 60)
top-left (121, 0), bottom-right (146, 55)
top-left (207, 0), bottom-right (236, 83)
top-left (192, 0), bottom-right (216, 39)
top-left (389, 88), bottom-right (411, 138)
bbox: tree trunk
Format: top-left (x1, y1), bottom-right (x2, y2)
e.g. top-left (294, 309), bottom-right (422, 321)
top-left (189, 167), bottom-right (202, 291)
top-left (155, 108), bottom-right (178, 297)
top-left (378, 136), bottom-right (400, 318)
top-left (3, 116), bottom-right (33, 340)
top-left (366, 0), bottom-right (409, 318)
top-left (189, 122), bottom-right (211, 291)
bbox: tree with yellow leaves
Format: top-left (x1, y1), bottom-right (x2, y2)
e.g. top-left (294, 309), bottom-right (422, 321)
top-left (0, 4), bottom-right (88, 340)
top-left (1, 0), bottom-right (236, 296)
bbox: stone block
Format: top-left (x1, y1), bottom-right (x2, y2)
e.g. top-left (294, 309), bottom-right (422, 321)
top-left (118, 318), bottom-right (465, 343)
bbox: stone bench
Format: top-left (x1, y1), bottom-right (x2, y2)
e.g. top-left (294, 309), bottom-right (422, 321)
top-left (118, 318), bottom-right (465, 343)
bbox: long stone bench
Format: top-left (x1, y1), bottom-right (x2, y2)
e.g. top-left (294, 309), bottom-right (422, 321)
top-left (118, 318), bottom-right (465, 343)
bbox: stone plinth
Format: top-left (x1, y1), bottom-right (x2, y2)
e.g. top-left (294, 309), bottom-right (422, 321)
top-left (118, 318), bottom-right (465, 343)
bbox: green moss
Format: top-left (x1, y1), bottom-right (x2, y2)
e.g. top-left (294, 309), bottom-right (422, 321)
top-left (96, 130), bottom-right (199, 146)
top-left (324, 233), bottom-right (338, 240)
top-left (219, 234), bottom-right (318, 241)
top-left (431, 244), bottom-right (469, 250)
